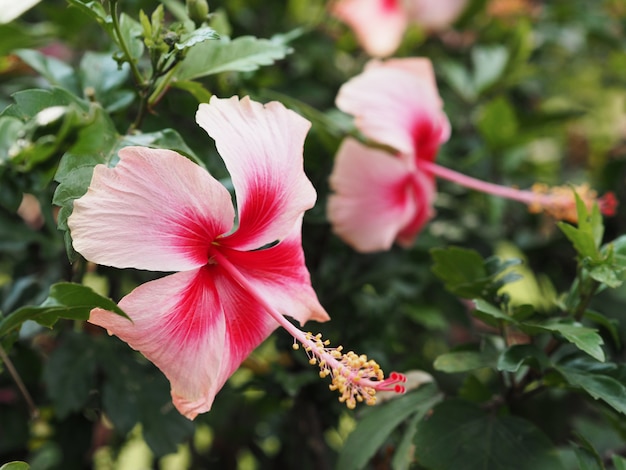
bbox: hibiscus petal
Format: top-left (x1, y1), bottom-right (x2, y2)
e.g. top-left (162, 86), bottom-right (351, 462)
top-left (336, 59), bottom-right (450, 159)
top-left (332, 0), bottom-right (408, 57)
top-left (408, 0), bottom-right (468, 31)
top-left (328, 138), bottom-right (433, 252)
top-left (217, 216), bottom-right (330, 327)
top-left (196, 96), bottom-right (316, 251)
top-left (396, 167), bottom-right (436, 247)
top-left (89, 268), bottom-right (278, 419)
top-left (68, 146), bottom-right (234, 272)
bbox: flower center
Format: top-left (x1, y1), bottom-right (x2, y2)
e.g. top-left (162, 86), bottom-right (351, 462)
top-left (294, 332), bottom-right (406, 409)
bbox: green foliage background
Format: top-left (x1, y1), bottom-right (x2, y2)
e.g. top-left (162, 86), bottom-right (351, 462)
top-left (2, 0), bottom-right (626, 469)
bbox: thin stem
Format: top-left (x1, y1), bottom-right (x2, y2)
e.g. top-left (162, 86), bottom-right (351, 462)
top-left (0, 345), bottom-right (38, 419)
top-left (109, 0), bottom-right (144, 87)
top-left (422, 161), bottom-right (548, 206)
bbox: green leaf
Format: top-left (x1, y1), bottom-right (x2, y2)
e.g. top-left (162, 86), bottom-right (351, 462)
top-left (472, 45), bottom-right (509, 93)
top-left (170, 80), bottom-right (213, 103)
top-left (572, 433), bottom-right (604, 470)
top-left (67, 0), bottom-right (114, 37)
top-left (497, 344), bottom-right (550, 373)
top-left (337, 384), bottom-right (442, 470)
top-left (434, 350), bottom-right (498, 373)
top-left (583, 310), bottom-right (621, 348)
top-left (4, 87), bottom-right (87, 121)
top-left (473, 299), bottom-right (517, 326)
top-left (430, 246), bottom-right (489, 298)
top-left (78, 52), bottom-right (132, 112)
top-left (439, 60), bottom-right (476, 102)
top-left (557, 191), bottom-right (604, 261)
top-left (413, 400), bottom-right (565, 470)
top-left (557, 365), bottom-right (626, 415)
top-left (42, 332), bottom-right (97, 418)
top-left (559, 222), bottom-right (597, 260)
top-left (175, 35), bottom-right (292, 80)
top-left (0, 116), bottom-right (23, 162)
top-left (14, 49), bottom-right (79, 94)
top-left (101, 356), bottom-right (194, 457)
top-left (613, 455), bottom-right (626, 470)
top-left (477, 96), bottom-right (518, 149)
top-left (118, 13), bottom-right (144, 63)
top-left (0, 283), bottom-right (126, 337)
top-left (525, 319), bottom-right (605, 362)
top-left (0, 463), bottom-right (30, 470)
top-left (391, 411), bottom-right (422, 470)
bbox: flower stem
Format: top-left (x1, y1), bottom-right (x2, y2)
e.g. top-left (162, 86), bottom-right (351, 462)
top-left (109, 0), bottom-right (144, 87)
top-left (0, 345), bottom-right (38, 419)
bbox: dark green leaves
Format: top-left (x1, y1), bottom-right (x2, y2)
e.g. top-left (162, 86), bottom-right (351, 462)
top-left (43, 332), bottom-right (194, 456)
top-left (337, 384), bottom-right (442, 470)
top-left (0, 282), bottom-right (125, 337)
top-left (557, 364), bottom-right (626, 416)
top-left (431, 246), bottom-right (521, 299)
top-left (527, 319), bottom-right (605, 362)
top-left (413, 400), bottom-right (565, 470)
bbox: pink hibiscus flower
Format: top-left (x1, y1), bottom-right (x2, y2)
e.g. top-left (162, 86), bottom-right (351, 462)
top-left (68, 96), bottom-right (405, 419)
top-left (331, 0), bottom-right (468, 57)
top-left (328, 59), bottom-right (617, 253)
top-left (328, 58), bottom-right (450, 252)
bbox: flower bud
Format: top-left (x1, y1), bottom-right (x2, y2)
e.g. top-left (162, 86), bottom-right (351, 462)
top-left (187, 0), bottom-right (209, 25)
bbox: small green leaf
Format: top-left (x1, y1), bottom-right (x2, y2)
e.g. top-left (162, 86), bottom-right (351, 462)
top-left (413, 400), bottom-right (565, 470)
top-left (558, 221), bottom-right (597, 260)
top-left (337, 384), bottom-right (442, 470)
top-left (477, 96), bottom-right (518, 149)
top-left (175, 35), bottom-right (292, 80)
top-left (472, 45), bottom-right (509, 93)
top-left (497, 344), bottom-right (550, 373)
top-left (0, 282), bottom-right (126, 337)
top-left (473, 299), bottom-right (517, 326)
top-left (587, 261), bottom-right (623, 288)
top-left (439, 61), bottom-right (476, 102)
top-left (557, 191), bottom-right (604, 261)
top-left (430, 247), bottom-right (489, 298)
top-left (175, 27), bottom-right (220, 51)
top-left (0, 462), bottom-right (30, 470)
top-left (434, 350), bottom-right (497, 373)
top-left (525, 319), bottom-right (605, 362)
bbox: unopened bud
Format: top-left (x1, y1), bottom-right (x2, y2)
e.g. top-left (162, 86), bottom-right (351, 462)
top-left (187, 0), bottom-right (209, 25)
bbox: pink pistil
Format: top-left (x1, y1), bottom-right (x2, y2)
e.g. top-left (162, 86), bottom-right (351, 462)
top-left (421, 160), bottom-right (617, 222)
